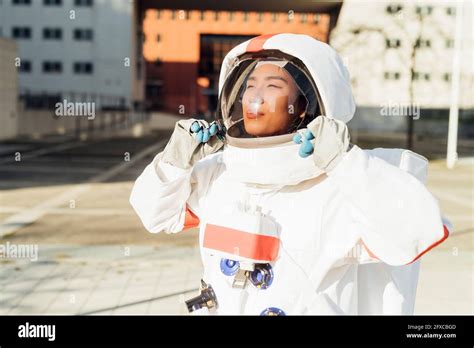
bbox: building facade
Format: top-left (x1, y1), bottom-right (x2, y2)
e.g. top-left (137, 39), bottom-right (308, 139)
top-left (330, 0), bottom-right (473, 134)
top-left (0, 0), bottom-right (133, 110)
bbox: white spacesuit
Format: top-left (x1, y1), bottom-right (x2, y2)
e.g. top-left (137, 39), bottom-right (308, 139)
top-left (130, 33), bottom-right (449, 315)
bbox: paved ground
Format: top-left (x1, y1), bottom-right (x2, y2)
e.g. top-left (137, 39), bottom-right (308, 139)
top-left (0, 245), bottom-right (201, 315)
top-left (0, 114), bottom-right (472, 314)
top-left (415, 158), bottom-right (473, 314)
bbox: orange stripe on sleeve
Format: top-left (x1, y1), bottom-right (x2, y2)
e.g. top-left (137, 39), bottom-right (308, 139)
top-left (361, 224), bottom-right (450, 265)
top-left (183, 205), bottom-right (200, 230)
top-left (361, 240), bottom-right (379, 260)
top-left (406, 224), bottom-right (450, 265)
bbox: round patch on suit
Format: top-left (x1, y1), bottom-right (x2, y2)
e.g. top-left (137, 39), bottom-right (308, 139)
top-left (220, 258), bottom-right (240, 276)
top-left (260, 307), bottom-right (286, 316)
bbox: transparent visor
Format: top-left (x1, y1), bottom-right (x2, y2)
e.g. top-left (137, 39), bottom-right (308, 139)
top-left (219, 58), bottom-right (319, 138)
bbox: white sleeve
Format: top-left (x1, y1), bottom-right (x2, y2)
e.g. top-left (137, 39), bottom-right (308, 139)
top-left (327, 145), bottom-right (448, 266)
top-left (129, 151), bottom-right (220, 234)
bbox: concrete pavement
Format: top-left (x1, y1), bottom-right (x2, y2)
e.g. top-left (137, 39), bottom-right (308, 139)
top-left (0, 244), bottom-right (201, 315)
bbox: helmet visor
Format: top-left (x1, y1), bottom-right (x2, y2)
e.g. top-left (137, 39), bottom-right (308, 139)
top-left (220, 58), bottom-right (319, 138)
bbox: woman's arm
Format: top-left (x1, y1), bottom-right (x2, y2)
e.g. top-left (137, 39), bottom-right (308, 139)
top-left (129, 152), bottom-right (191, 233)
top-left (129, 151), bottom-right (221, 234)
top-left (327, 145), bottom-right (448, 266)
top-left (129, 118), bottom-right (224, 234)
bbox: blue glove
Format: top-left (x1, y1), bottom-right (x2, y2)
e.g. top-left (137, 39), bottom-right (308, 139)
top-left (190, 120), bottom-right (225, 143)
top-left (292, 130), bottom-right (315, 158)
top-left (293, 116), bottom-right (350, 171)
top-left (161, 119), bottom-right (226, 169)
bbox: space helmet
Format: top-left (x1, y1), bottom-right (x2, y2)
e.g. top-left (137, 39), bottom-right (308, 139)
top-left (215, 34), bottom-right (355, 143)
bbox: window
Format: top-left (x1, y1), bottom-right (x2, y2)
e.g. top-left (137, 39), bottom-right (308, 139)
top-left (74, 0), bottom-right (92, 6)
top-left (416, 6), bottom-right (433, 15)
top-left (243, 12), bottom-right (248, 22)
top-left (301, 13), bottom-right (307, 23)
top-left (272, 13), bottom-right (278, 22)
top-left (73, 62), bottom-right (93, 74)
top-left (214, 11), bottom-right (219, 21)
top-left (21, 93), bottom-right (61, 109)
top-left (200, 11), bottom-right (205, 21)
top-left (446, 7), bottom-right (455, 16)
top-left (313, 14), bottom-right (320, 24)
top-left (413, 72), bottom-right (430, 81)
top-left (43, 28), bottom-right (62, 40)
top-left (415, 38), bottom-right (431, 48)
top-left (156, 33), bottom-right (161, 42)
top-left (12, 27), bottom-right (31, 39)
top-left (43, 0), bottom-right (62, 5)
top-left (384, 71), bottom-right (401, 80)
top-left (443, 73), bottom-right (451, 82)
top-left (171, 10), bottom-right (176, 19)
top-left (446, 38), bottom-right (454, 48)
top-left (73, 28), bottom-right (93, 41)
top-left (18, 60), bottom-right (32, 73)
top-left (12, 0), bottom-right (31, 5)
top-left (228, 12), bottom-right (234, 21)
top-left (43, 61), bottom-right (62, 73)
top-left (258, 13), bottom-right (263, 22)
top-left (386, 38), bottom-right (401, 48)
top-left (386, 4), bottom-right (402, 14)
top-left (157, 10), bottom-right (161, 19)
top-left (199, 34), bottom-right (255, 80)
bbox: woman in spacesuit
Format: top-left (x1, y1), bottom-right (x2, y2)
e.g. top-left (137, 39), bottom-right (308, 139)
top-left (130, 33), bottom-right (449, 315)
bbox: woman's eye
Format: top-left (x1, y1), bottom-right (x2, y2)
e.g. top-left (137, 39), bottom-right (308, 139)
top-left (268, 84), bottom-right (282, 89)
top-left (246, 85), bottom-right (255, 89)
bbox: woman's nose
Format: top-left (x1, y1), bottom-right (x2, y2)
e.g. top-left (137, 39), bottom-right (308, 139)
top-left (250, 95), bottom-right (264, 104)
top-left (248, 96), bottom-right (264, 114)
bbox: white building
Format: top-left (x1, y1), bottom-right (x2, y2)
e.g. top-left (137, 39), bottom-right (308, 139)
top-left (0, 0), bottom-right (133, 110)
top-left (330, 0), bottom-right (473, 133)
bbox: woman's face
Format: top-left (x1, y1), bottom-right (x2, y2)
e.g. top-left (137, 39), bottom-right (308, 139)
top-left (241, 63), bottom-right (302, 137)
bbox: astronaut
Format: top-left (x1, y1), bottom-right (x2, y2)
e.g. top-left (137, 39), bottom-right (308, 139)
top-left (130, 33), bottom-right (449, 315)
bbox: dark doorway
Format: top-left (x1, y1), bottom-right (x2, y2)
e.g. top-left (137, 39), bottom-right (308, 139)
top-left (198, 34), bottom-right (255, 118)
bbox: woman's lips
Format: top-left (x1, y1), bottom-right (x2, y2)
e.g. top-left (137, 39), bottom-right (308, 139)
top-left (245, 111), bottom-right (264, 119)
